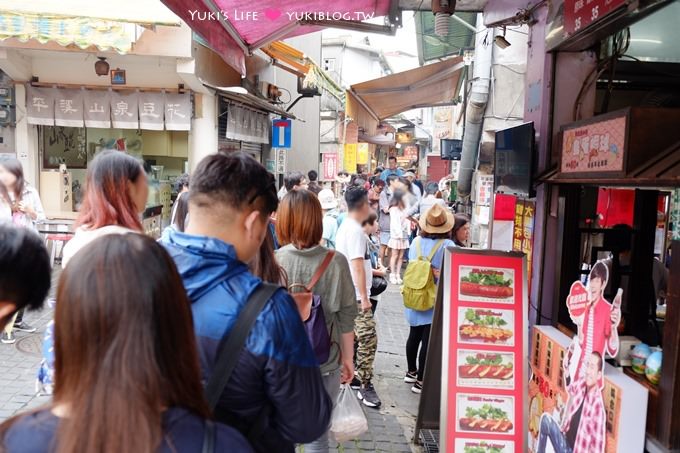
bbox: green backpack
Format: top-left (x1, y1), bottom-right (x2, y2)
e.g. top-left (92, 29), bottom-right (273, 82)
top-left (402, 238), bottom-right (444, 311)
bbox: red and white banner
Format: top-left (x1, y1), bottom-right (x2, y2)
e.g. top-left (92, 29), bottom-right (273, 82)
top-left (322, 153), bottom-right (338, 181)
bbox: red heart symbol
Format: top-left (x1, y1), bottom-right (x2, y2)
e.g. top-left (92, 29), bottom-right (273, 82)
top-left (566, 281), bottom-right (588, 318)
top-left (264, 8), bottom-right (282, 20)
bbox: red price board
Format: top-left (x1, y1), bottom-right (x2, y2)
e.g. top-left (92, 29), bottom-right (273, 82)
top-left (441, 249), bottom-right (528, 452)
top-left (564, 0), bottom-right (627, 35)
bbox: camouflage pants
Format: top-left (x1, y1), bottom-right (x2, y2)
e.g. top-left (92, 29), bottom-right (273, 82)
top-left (354, 306), bottom-right (377, 384)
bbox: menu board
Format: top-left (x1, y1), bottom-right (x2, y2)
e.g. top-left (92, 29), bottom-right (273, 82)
top-left (441, 249), bottom-right (527, 452)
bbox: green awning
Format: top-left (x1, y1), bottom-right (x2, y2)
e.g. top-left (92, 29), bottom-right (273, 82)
top-left (415, 11), bottom-right (477, 64)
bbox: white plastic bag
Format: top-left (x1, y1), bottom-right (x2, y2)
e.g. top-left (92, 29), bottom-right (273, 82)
top-left (330, 384), bottom-right (369, 442)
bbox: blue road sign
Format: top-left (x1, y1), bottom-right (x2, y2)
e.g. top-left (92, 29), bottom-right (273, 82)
top-left (272, 118), bottom-right (292, 149)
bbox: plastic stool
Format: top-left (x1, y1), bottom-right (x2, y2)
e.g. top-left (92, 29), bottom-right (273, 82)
top-left (45, 234), bottom-right (74, 267)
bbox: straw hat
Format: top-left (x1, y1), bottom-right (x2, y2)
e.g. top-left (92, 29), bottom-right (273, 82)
top-left (419, 204), bottom-right (454, 234)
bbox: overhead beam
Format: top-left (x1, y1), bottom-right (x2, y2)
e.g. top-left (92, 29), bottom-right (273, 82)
top-left (200, 0), bottom-right (250, 55)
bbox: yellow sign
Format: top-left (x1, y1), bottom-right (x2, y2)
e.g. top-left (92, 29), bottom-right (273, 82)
top-left (357, 143), bottom-right (369, 165)
top-left (344, 143), bottom-right (357, 173)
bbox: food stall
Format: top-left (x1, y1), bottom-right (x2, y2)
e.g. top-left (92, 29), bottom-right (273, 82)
top-left (538, 107), bottom-right (680, 451)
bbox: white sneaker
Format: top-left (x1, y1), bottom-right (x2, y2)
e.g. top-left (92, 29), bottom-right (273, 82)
top-left (397, 276), bottom-right (403, 285)
top-left (389, 274), bottom-right (398, 285)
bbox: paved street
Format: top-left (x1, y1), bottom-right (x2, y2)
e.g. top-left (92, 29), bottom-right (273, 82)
top-left (0, 278), bottom-right (423, 452)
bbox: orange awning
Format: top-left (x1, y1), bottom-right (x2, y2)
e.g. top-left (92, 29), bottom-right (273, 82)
top-left (349, 57), bottom-right (466, 120)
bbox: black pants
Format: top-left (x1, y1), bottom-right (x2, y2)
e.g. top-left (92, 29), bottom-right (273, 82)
top-left (406, 324), bottom-right (431, 381)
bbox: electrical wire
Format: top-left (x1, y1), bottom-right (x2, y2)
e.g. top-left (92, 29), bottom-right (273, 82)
top-left (278, 87), bottom-right (292, 105)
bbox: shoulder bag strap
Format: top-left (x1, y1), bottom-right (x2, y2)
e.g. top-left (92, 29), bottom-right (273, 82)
top-left (205, 282), bottom-right (280, 409)
top-left (202, 419), bottom-right (215, 453)
top-left (426, 239), bottom-right (445, 262)
top-left (416, 237), bottom-right (423, 258)
top-left (306, 251), bottom-right (335, 291)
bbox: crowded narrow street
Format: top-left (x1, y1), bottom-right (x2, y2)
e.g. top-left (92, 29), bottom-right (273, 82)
top-left (0, 278), bottom-right (419, 453)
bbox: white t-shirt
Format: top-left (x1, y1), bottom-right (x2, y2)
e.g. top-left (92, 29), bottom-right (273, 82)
top-left (336, 216), bottom-right (371, 300)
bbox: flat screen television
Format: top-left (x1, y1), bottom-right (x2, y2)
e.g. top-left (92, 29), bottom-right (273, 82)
top-left (494, 122), bottom-right (536, 197)
top-left (441, 138), bottom-right (462, 160)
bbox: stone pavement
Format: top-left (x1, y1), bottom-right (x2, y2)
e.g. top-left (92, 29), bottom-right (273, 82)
top-left (0, 277), bottom-right (424, 452)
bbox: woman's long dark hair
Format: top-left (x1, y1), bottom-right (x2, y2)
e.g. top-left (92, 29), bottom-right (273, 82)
top-left (77, 150), bottom-right (144, 231)
top-left (251, 223), bottom-right (287, 285)
top-left (0, 234), bottom-right (210, 452)
top-left (173, 193), bottom-right (189, 232)
top-left (0, 157), bottom-right (26, 201)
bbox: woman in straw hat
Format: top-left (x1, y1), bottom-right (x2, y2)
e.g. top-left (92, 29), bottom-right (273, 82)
top-left (403, 204), bottom-right (455, 394)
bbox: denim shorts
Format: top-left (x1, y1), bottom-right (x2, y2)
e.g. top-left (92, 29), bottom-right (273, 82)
top-left (379, 231), bottom-right (391, 246)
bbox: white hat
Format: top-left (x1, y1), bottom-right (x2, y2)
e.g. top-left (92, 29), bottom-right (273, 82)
top-left (318, 189), bottom-right (338, 210)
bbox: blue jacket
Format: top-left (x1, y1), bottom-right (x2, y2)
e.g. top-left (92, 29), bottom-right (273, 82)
top-left (160, 229), bottom-right (332, 452)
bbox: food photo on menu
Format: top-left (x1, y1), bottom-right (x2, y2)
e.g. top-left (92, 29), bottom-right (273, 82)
top-left (457, 351), bottom-right (514, 389)
top-left (454, 439), bottom-right (514, 453)
top-left (458, 308), bottom-right (514, 346)
top-left (456, 394), bottom-right (515, 434)
top-left (459, 266), bottom-right (515, 302)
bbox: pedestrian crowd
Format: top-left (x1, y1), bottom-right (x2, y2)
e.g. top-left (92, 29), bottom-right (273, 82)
top-left (0, 150), bottom-right (470, 452)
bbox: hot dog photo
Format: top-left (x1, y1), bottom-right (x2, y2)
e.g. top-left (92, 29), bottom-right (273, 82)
top-left (457, 351), bottom-right (515, 389)
top-left (457, 394), bottom-right (515, 435)
top-left (459, 266), bottom-right (515, 303)
top-left (458, 308), bottom-right (515, 346)
top-left (454, 439), bottom-right (514, 453)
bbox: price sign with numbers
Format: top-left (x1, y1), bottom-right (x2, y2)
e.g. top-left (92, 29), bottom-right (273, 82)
top-left (564, 0), bottom-right (627, 35)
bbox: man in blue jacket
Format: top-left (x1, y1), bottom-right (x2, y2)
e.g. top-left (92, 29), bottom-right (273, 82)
top-left (161, 152), bottom-right (331, 452)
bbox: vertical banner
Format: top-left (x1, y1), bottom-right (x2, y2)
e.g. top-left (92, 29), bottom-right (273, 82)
top-left (344, 143), bottom-right (357, 174)
top-left (84, 90), bottom-right (111, 128)
top-left (322, 153), bottom-right (338, 181)
top-left (440, 248), bottom-right (528, 452)
top-left (357, 142), bottom-right (369, 165)
top-left (54, 89), bottom-right (84, 127)
top-left (164, 93), bottom-right (191, 131)
top-left (138, 92), bottom-right (164, 130)
top-left (26, 86), bottom-right (55, 126)
top-left (111, 91), bottom-right (139, 129)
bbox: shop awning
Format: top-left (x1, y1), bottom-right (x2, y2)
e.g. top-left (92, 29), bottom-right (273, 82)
top-left (0, 0), bottom-right (180, 54)
top-left (348, 57), bottom-right (466, 120)
top-left (415, 11), bottom-right (476, 65)
top-left (0, 0), bottom-right (180, 25)
top-left (160, 0), bottom-right (392, 75)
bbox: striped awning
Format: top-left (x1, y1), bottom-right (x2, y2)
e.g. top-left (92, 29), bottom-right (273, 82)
top-left (0, 0), bottom-right (180, 53)
top-left (0, 13), bottom-right (137, 53)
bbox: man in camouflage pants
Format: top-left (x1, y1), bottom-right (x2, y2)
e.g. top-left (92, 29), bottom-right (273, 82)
top-left (335, 187), bottom-right (382, 409)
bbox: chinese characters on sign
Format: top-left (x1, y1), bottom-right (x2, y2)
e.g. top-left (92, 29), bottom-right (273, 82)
top-left (276, 148), bottom-right (287, 174)
top-left (512, 200), bottom-right (535, 289)
top-left (564, 0), bottom-right (627, 35)
top-left (322, 153), bottom-right (338, 181)
top-left (344, 143), bottom-right (357, 174)
top-left (561, 115), bottom-right (626, 174)
top-left (357, 143), bottom-right (369, 165)
top-left (26, 86), bottom-right (191, 131)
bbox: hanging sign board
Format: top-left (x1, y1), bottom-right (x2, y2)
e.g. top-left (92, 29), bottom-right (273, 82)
top-left (561, 112), bottom-right (627, 175)
top-left (322, 153), bottom-right (338, 181)
top-left (440, 248), bottom-right (528, 452)
top-left (344, 143), bottom-right (357, 174)
top-left (357, 142), bottom-right (369, 165)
